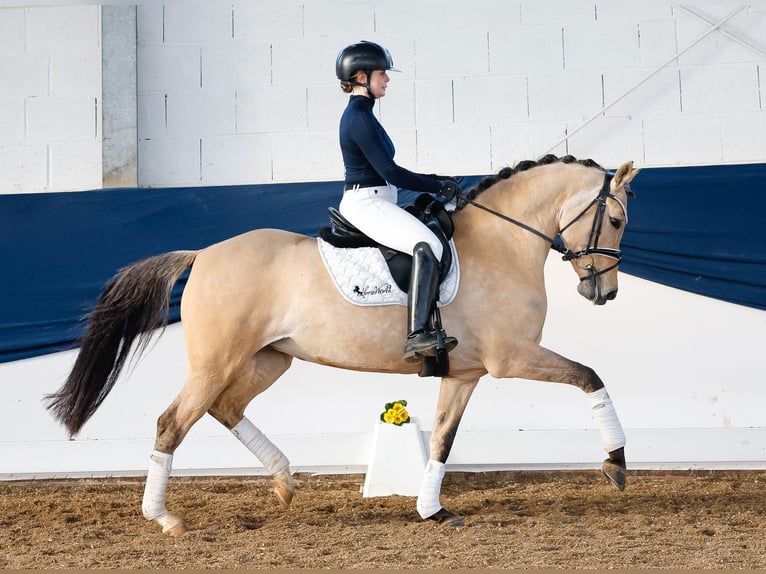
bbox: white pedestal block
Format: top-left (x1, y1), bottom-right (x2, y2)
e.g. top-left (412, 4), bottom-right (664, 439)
top-left (362, 418), bottom-right (428, 497)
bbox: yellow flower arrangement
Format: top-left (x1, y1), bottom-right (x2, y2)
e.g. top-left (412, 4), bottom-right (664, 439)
top-left (380, 400), bottom-right (410, 426)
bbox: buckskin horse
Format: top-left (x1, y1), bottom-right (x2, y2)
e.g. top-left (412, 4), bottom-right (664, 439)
top-left (46, 154), bottom-right (639, 534)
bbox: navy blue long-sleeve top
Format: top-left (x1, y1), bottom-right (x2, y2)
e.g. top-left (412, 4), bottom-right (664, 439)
top-left (339, 95), bottom-right (441, 193)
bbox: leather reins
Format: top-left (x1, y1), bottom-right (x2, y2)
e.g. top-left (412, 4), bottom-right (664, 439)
top-left (457, 172), bottom-right (626, 282)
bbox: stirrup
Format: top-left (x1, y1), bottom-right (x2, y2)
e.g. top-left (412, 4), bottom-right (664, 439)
top-left (404, 330), bottom-right (457, 363)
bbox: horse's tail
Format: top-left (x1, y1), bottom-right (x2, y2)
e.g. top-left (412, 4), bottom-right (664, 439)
top-left (45, 250), bottom-right (198, 437)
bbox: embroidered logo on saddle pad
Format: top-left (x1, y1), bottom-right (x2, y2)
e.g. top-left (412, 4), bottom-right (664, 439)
top-left (317, 238), bottom-right (460, 307)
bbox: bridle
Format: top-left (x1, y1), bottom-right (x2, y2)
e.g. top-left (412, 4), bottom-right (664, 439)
top-left (457, 172), bottom-right (627, 282)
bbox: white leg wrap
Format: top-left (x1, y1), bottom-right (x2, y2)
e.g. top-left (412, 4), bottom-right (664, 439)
top-left (587, 388), bottom-right (626, 453)
top-left (231, 417), bottom-right (290, 475)
top-left (416, 459), bottom-right (446, 519)
top-left (142, 450), bottom-right (172, 521)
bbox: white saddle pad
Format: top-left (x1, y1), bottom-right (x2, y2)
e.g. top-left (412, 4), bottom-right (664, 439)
top-left (317, 238), bottom-right (460, 307)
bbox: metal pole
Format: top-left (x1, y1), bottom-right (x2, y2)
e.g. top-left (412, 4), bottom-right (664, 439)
top-left (540, 5), bottom-right (748, 156)
top-left (678, 5), bottom-right (766, 59)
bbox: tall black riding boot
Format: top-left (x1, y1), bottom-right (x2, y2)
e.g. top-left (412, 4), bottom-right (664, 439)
top-left (403, 242), bottom-right (458, 362)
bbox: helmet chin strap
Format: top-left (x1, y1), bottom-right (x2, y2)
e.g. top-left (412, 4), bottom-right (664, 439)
top-left (350, 69), bottom-right (376, 99)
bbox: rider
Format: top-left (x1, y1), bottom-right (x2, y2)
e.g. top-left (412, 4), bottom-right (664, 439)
top-left (335, 40), bottom-right (459, 363)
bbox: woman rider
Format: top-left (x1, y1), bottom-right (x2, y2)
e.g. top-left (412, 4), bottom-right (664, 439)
top-left (335, 40), bottom-right (459, 363)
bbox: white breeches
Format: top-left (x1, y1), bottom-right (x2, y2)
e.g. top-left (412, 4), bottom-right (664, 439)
top-left (339, 184), bottom-right (444, 260)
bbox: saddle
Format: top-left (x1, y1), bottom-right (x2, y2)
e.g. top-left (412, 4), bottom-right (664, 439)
top-left (318, 194), bottom-right (455, 378)
top-left (317, 193), bottom-right (454, 292)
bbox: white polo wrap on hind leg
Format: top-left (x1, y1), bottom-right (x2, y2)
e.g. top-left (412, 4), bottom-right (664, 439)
top-left (416, 459), bottom-right (446, 519)
top-left (142, 450), bottom-right (173, 521)
top-left (587, 388), bottom-right (626, 453)
top-left (231, 417), bottom-right (289, 475)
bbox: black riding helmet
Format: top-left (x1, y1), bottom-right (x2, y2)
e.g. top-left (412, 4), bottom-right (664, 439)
top-left (336, 40), bottom-right (400, 90)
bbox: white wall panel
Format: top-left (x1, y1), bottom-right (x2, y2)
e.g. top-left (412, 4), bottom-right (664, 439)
top-left (596, 0), bottom-right (673, 22)
top-left (489, 26), bottom-right (563, 76)
top-left (163, 2), bottom-right (233, 45)
top-left (166, 89), bottom-right (236, 138)
top-left (202, 42), bottom-right (272, 91)
top-left (26, 5), bottom-right (100, 51)
top-left (136, 3), bottom-right (163, 46)
top-left (416, 124), bottom-right (492, 174)
top-left (308, 84), bottom-right (349, 132)
top-left (202, 134), bottom-right (273, 185)
top-left (49, 140), bottom-right (102, 191)
top-left (26, 95), bottom-right (96, 142)
top-left (137, 46), bottom-right (200, 94)
top-left (637, 19), bottom-right (678, 67)
top-left (303, 3), bottom-right (374, 38)
top-left (376, 81), bottom-right (416, 129)
top-left (237, 86), bottom-right (307, 134)
top-left (491, 120), bottom-right (568, 167)
top-left (721, 112), bottom-right (766, 163)
top-left (0, 100), bottom-right (24, 144)
top-left (566, 116), bottom-right (645, 166)
top-left (643, 114), bottom-right (723, 166)
top-left (521, 1), bottom-right (597, 25)
top-left (564, 23), bottom-right (640, 71)
top-left (271, 37), bottom-right (341, 87)
top-left (232, 2), bottom-right (304, 40)
top-left (454, 76), bottom-right (528, 125)
top-left (49, 49), bottom-right (102, 97)
top-left (386, 127), bottom-right (417, 168)
top-left (527, 70), bottom-right (603, 121)
top-left (680, 64), bottom-right (760, 114)
top-left (414, 79), bottom-right (454, 126)
top-left (415, 31), bottom-right (489, 79)
top-left (674, 4), bottom-right (758, 66)
top-left (271, 131), bottom-right (341, 182)
top-left (603, 68), bottom-right (681, 117)
top-left (138, 137), bottom-right (200, 187)
top-left (0, 146), bottom-right (47, 192)
top-left (0, 7), bottom-right (24, 49)
top-left (0, 54), bottom-right (49, 98)
top-left (137, 93), bottom-right (166, 139)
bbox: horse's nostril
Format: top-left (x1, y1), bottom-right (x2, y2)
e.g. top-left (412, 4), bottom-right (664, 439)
top-left (606, 290), bottom-right (618, 301)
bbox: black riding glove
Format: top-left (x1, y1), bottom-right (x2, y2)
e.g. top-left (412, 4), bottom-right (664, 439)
top-left (437, 179), bottom-right (461, 202)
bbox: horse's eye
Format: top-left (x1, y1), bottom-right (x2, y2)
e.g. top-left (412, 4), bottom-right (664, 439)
top-left (609, 217), bottom-right (622, 229)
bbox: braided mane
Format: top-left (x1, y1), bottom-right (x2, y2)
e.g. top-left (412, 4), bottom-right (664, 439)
top-left (455, 154), bottom-right (605, 211)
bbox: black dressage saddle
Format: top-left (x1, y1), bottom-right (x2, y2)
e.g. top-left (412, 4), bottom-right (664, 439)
top-left (317, 193), bottom-right (454, 292)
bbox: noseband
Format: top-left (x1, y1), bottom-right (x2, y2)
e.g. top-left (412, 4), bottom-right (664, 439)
top-left (459, 172), bottom-right (625, 282)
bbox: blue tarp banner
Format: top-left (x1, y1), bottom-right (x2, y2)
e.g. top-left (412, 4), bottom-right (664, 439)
top-left (1, 164), bottom-right (764, 363)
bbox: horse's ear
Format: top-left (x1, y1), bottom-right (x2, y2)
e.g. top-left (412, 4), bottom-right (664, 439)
top-left (612, 161), bottom-right (639, 190)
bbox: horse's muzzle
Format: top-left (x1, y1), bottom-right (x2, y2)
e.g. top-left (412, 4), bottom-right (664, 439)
top-left (578, 276), bottom-right (618, 305)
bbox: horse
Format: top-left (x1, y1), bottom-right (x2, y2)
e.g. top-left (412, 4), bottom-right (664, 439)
top-left (45, 154), bottom-right (639, 535)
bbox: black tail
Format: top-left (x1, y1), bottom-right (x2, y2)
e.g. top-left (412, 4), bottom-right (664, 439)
top-left (45, 251), bottom-right (198, 437)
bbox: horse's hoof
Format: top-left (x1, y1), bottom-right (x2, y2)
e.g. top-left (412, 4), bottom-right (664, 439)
top-left (273, 470), bottom-right (295, 510)
top-left (426, 508), bottom-right (464, 527)
top-left (159, 513), bottom-right (189, 536)
top-left (602, 459), bottom-right (627, 491)
top-left (164, 521), bottom-right (189, 537)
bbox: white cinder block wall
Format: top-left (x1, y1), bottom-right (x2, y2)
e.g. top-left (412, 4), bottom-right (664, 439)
top-left (2, 1), bottom-right (765, 193)
top-left (0, 6), bottom-right (102, 194)
top-left (135, 0), bottom-right (766, 188)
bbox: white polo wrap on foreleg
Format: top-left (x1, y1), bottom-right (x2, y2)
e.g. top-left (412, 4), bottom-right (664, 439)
top-left (416, 459), bottom-right (446, 519)
top-left (142, 450), bottom-right (173, 521)
top-left (231, 417), bottom-right (289, 475)
top-left (587, 387), bottom-right (626, 453)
